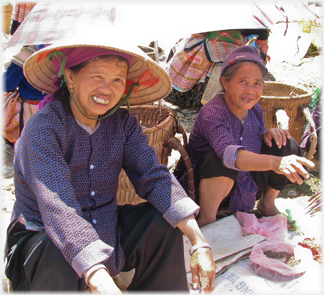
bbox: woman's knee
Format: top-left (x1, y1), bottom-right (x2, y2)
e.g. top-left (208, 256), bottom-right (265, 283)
top-left (198, 176), bottom-right (235, 208)
top-left (8, 229), bottom-right (82, 291)
top-left (119, 202), bottom-right (179, 245)
top-left (199, 176), bottom-right (234, 191)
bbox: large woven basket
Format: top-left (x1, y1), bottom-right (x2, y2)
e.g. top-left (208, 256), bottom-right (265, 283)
top-left (258, 82), bottom-right (312, 144)
top-left (2, 4), bottom-right (13, 34)
top-left (117, 105), bottom-right (175, 205)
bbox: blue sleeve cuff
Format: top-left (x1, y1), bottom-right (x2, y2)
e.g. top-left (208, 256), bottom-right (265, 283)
top-left (163, 197), bottom-right (200, 228)
top-left (71, 240), bottom-right (112, 277)
top-left (223, 145), bottom-right (246, 171)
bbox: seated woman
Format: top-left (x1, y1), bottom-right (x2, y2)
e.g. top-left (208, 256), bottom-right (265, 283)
top-left (180, 46), bottom-right (315, 228)
top-left (4, 42), bottom-right (216, 292)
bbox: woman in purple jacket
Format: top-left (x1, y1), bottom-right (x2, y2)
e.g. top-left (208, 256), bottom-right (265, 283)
top-left (183, 46), bottom-right (315, 227)
top-left (5, 41), bottom-right (216, 293)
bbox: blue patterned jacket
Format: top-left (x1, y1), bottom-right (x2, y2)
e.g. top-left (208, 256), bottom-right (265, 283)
top-left (12, 101), bottom-right (199, 277)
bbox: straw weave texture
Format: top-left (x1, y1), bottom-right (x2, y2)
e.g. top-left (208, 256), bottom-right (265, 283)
top-left (259, 82), bottom-right (312, 144)
top-left (117, 105), bottom-right (175, 205)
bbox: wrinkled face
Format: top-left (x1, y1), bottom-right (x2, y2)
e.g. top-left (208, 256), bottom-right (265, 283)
top-left (65, 57), bottom-right (128, 128)
top-left (221, 62), bottom-right (264, 119)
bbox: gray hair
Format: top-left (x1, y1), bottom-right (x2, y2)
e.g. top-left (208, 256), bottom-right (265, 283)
top-left (219, 61), bottom-right (267, 92)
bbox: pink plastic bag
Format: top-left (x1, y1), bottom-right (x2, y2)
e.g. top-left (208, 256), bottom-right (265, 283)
top-left (249, 240), bottom-right (307, 281)
top-left (236, 211), bottom-right (288, 241)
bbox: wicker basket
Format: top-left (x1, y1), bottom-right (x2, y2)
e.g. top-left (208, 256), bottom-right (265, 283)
top-left (117, 105), bottom-right (175, 205)
top-left (2, 4), bottom-right (13, 34)
top-left (258, 82), bottom-right (312, 144)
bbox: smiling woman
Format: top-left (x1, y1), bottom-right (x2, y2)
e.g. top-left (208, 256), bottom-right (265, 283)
top-left (221, 62), bottom-right (265, 121)
top-left (176, 46), bottom-right (315, 228)
top-left (63, 55), bottom-right (129, 130)
top-left (4, 41), bottom-right (216, 293)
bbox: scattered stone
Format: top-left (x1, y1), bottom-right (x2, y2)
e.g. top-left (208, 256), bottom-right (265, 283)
top-left (287, 190), bottom-right (298, 197)
top-left (176, 112), bottom-right (184, 118)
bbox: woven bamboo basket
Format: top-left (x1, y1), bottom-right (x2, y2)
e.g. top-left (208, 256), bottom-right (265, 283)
top-left (2, 4), bottom-right (13, 34)
top-left (258, 82), bottom-right (312, 144)
top-left (117, 105), bottom-right (175, 205)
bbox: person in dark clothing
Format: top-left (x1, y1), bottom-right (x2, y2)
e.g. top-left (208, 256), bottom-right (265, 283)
top-left (5, 41), bottom-right (216, 293)
top-left (179, 46), bottom-right (314, 227)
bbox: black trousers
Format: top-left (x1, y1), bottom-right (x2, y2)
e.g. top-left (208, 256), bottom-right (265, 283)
top-left (194, 137), bottom-right (304, 208)
top-left (5, 202), bottom-right (188, 292)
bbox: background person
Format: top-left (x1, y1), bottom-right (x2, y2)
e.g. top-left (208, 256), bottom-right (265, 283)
top-left (2, 44), bottom-right (47, 145)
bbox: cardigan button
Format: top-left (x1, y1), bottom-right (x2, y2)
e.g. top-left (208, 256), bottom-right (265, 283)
top-left (90, 164), bottom-right (94, 169)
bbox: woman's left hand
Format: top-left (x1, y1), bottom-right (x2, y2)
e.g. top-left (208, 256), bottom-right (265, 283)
top-left (177, 215), bottom-right (216, 292)
top-left (262, 128), bottom-right (291, 149)
top-left (190, 247), bottom-right (216, 293)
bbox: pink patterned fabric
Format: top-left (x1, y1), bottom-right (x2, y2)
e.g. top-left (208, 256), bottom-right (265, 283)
top-left (13, 2), bottom-right (37, 23)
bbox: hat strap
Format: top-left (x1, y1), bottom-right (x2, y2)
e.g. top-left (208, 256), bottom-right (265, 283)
top-left (47, 50), bottom-right (139, 120)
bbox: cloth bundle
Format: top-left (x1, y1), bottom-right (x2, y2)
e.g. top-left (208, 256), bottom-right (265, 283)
top-left (2, 45), bottom-right (46, 143)
top-left (168, 30), bottom-right (269, 93)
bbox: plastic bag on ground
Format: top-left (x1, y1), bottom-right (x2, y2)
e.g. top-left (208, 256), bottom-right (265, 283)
top-left (236, 211), bottom-right (288, 241)
top-left (249, 240), bottom-right (311, 281)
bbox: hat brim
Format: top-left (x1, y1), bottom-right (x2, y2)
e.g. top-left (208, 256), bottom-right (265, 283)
top-left (24, 43), bottom-right (172, 105)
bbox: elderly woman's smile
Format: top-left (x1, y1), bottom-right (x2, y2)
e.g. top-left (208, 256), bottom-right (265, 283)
top-left (65, 57), bottom-right (128, 129)
top-left (242, 96), bottom-right (255, 103)
top-left (92, 95), bottom-right (110, 105)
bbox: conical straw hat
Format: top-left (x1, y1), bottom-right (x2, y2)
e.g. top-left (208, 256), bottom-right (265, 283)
top-left (24, 40), bottom-right (171, 105)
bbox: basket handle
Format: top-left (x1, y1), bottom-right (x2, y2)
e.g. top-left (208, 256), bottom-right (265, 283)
top-left (301, 106), bottom-right (318, 160)
top-left (162, 136), bottom-right (196, 202)
top-left (160, 116), bottom-right (195, 201)
top-left (160, 116), bottom-right (187, 164)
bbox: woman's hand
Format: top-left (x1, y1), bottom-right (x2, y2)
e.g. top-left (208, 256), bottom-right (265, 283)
top-left (190, 247), bottom-right (216, 293)
top-left (271, 154), bottom-right (315, 185)
top-left (262, 128), bottom-right (291, 149)
top-left (88, 268), bottom-right (122, 294)
top-left (177, 215), bottom-right (216, 293)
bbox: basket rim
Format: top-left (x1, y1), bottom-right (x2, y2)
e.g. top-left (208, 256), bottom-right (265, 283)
top-left (261, 81), bottom-right (311, 100)
top-left (122, 104), bottom-right (174, 134)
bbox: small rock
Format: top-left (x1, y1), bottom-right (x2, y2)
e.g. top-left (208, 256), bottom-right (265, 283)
top-left (287, 190), bottom-right (298, 197)
top-left (176, 112), bottom-right (184, 118)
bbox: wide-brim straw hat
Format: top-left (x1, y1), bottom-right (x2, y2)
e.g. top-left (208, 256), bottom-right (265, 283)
top-left (23, 40), bottom-right (172, 105)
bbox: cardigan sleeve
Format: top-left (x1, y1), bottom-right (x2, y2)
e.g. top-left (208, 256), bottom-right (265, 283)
top-left (121, 113), bottom-right (199, 227)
